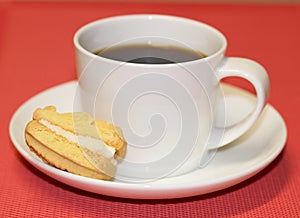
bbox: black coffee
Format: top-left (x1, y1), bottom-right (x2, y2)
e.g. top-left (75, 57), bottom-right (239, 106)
top-left (93, 44), bottom-right (206, 64)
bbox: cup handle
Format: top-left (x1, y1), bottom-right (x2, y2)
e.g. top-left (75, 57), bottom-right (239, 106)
top-left (213, 57), bottom-right (270, 148)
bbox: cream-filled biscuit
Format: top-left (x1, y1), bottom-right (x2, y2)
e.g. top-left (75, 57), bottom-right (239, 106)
top-left (25, 106), bottom-right (127, 180)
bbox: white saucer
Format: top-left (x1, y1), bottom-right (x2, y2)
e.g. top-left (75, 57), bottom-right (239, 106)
top-left (9, 81), bottom-right (287, 199)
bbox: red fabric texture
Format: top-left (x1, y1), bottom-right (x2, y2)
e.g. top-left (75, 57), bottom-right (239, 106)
top-left (1, 2), bottom-right (299, 217)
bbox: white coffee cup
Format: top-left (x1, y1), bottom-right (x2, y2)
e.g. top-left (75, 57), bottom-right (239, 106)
top-left (73, 14), bottom-right (269, 182)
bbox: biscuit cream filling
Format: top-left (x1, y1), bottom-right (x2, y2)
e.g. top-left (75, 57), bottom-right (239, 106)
top-left (39, 119), bottom-right (117, 166)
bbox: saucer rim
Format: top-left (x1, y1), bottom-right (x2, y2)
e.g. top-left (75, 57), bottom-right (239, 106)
top-left (9, 80), bottom-right (287, 199)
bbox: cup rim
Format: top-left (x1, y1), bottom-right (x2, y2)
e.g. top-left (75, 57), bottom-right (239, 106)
top-left (73, 14), bottom-right (227, 66)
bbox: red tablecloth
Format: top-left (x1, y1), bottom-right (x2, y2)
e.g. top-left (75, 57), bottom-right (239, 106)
top-left (1, 1), bottom-right (299, 217)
